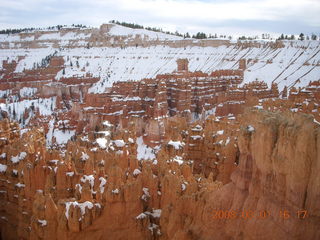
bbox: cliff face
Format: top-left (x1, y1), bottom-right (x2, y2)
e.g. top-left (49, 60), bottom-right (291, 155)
top-left (0, 109), bottom-right (319, 240)
top-left (159, 110), bottom-right (320, 240)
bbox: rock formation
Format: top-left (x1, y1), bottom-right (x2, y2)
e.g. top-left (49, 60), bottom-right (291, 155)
top-left (0, 23), bottom-right (319, 240)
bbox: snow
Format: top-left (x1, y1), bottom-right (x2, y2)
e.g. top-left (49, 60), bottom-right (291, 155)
top-left (11, 152), bottom-right (27, 164)
top-left (167, 140), bottom-right (185, 150)
top-left (66, 171), bottom-right (74, 177)
top-left (0, 97), bottom-right (56, 127)
top-left (96, 138), bottom-right (108, 149)
top-left (313, 119), bottom-right (320, 125)
top-left (116, 150), bottom-right (123, 155)
top-left (141, 187), bottom-right (150, 201)
top-left (102, 120), bottom-right (113, 127)
top-left (19, 87), bottom-right (37, 98)
top-left (0, 89), bottom-right (11, 98)
top-left (190, 135), bottom-right (202, 140)
top-left (148, 223), bottom-right (160, 233)
top-left (0, 164), bottom-right (7, 173)
top-left (247, 125), bottom-right (255, 132)
top-left (0, 153), bottom-right (6, 158)
top-left (81, 175), bottom-right (94, 188)
top-left (99, 177), bottom-right (107, 193)
top-left (150, 209), bottom-right (162, 218)
top-left (225, 137), bottom-right (231, 145)
top-left (1, 38), bottom-right (317, 94)
top-left (136, 136), bottom-right (156, 160)
top-left (112, 189), bottom-right (119, 194)
top-left (38, 32), bottom-right (61, 40)
top-left (254, 105), bottom-right (263, 110)
top-left (114, 139), bottom-right (125, 147)
top-left (108, 24), bottom-right (182, 41)
top-left (49, 160), bottom-right (59, 165)
top-left (76, 184), bottom-right (82, 193)
top-left (133, 168), bottom-right (142, 176)
top-left (205, 107), bottom-right (216, 118)
top-left (217, 130), bottom-right (224, 135)
top-left (53, 129), bottom-right (75, 145)
top-left (15, 183), bottom-right (25, 188)
top-left (66, 42), bottom-right (314, 93)
top-left (65, 201), bottom-right (94, 219)
top-left (38, 219), bottom-right (47, 227)
top-left (172, 155), bottom-right (184, 165)
top-left (46, 119), bottom-right (55, 146)
top-left (191, 125), bottom-right (203, 131)
top-left (80, 152), bottom-right (89, 161)
top-left (136, 209), bottom-right (162, 220)
top-left (136, 212), bottom-right (147, 219)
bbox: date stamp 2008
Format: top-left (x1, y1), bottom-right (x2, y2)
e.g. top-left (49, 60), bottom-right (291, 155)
top-left (212, 210), bottom-right (308, 220)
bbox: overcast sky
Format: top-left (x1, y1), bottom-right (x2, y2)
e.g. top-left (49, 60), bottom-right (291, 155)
top-left (1, 0), bottom-right (320, 37)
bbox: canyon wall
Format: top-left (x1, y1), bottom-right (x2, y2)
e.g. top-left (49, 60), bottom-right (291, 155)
top-left (0, 110), bottom-right (319, 239)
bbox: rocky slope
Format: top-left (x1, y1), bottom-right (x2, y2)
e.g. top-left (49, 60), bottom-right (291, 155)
top-left (0, 24), bottom-right (319, 93)
top-left (0, 23), bottom-right (319, 239)
top-left (0, 109), bottom-right (319, 239)
top-left (0, 24), bottom-right (319, 145)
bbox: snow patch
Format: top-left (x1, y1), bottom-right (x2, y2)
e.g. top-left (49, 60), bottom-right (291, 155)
top-left (11, 152), bottom-right (27, 164)
top-left (136, 137), bottom-right (156, 160)
top-left (0, 164), bottom-right (7, 173)
top-left (167, 140), bottom-right (185, 150)
top-left (247, 125), bottom-right (255, 132)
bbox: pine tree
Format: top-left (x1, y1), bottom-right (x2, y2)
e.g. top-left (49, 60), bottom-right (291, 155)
top-left (311, 33), bottom-right (317, 40)
top-left (298, 33), bottom-right (304, 41)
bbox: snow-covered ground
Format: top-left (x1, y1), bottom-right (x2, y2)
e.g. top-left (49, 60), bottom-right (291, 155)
top-left (0, 25), bottom-right (318, 151)
top-left (108, 24), bottom-right (182, 41)
top-left (0, 97), bottom-right (56, 126)
top-left (1, 40), bottom-right (318, 93)
top-left (63, 41), bottom-right (320, 92)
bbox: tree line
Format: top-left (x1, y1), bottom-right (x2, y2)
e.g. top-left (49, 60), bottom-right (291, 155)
top-left (0, 24), bottom-right (88, 35)
top-left (109, 20), bottom-right (234, 39)
top-left (277, 33), bottom-right (318, 41)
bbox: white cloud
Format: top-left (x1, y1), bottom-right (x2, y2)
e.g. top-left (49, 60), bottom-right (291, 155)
top-left (99, 0), bottom-right (320, 25)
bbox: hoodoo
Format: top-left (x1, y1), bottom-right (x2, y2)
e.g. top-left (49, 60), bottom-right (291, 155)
top-left (0, 21), bottom-right (319, 240)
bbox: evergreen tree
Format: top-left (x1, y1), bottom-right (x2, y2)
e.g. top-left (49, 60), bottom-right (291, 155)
top-left (311, 33), bottom-right (317, 40)
top-left (193, 32), bottom-right (207, 39)
top-left (184, 32), bottom-right (190, 38)
top-left (298, 33), bottom-right (304, 40)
